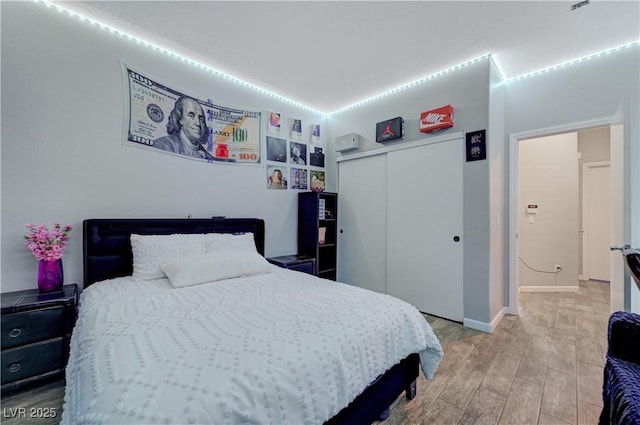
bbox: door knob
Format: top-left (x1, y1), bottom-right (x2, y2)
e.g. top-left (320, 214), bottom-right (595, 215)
top-left (611, 245), bottom-right (630, 251)
top-left (453, 236), bottom-right (460, 242)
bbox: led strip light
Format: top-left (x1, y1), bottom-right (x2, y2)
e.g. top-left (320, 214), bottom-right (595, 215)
top-left (37, 1), bottom-right (640, 118)
top-left (505, 41), bottom-right (640, 83)
top-left (327, 55), bottom-right (491, 117)
top-left (36, 0), bottom-right (326, 116)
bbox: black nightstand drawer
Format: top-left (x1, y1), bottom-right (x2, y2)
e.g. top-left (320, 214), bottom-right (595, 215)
top-left (287, 261), bottom-right (315, 275)
top-left (267, 255), bottom-right (316, 276)
top-left (1, 306), bottom-right (64, 349)
top-left (1, 284), bottom-right (77, 396)
top-left (1, 338), bottom-right (63, 385)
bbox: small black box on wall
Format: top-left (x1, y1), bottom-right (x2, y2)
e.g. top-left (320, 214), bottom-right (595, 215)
top-left (376, 117), bottom-right (404, 143)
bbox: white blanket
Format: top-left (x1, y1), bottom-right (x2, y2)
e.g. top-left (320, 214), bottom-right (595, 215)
top-left (62, 267), bottom-right (442, 425)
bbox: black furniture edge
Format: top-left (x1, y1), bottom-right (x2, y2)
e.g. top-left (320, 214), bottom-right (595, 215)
top-left (622, 248), bottom-right (640, 290)
top-left (1, 284), bottom-right (78, 397)
top-left (298, 192), bottom-right (338, 281)
top-left (267, 255), bottom-right (317, 276)
top-left (324, 353), bottom-right (419, 425)
top-left (1, 369), bottom-right (65, 395)
top-left (600, 311), bottom-right (640, 424)
top-left (1, 284), bottom-right (78, 316)
top-left (83, 218), bottom-right (265, 287)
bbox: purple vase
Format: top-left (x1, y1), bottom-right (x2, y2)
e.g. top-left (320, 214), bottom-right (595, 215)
top-left (37, 259), bottom-right (63, 292)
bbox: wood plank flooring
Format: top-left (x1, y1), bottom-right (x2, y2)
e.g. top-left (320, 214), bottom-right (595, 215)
top-left (1, 280), bottom-right (610, 425)
top-left (378, 280), bottom-right (610, 425)
top-left (1, 379), bottom-right (64, 425)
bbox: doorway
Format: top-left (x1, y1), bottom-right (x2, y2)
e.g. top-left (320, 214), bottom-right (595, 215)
top-left (508, 117), bottom-right (619, 315)
top-left (517, 132), bottom-right (580, 292)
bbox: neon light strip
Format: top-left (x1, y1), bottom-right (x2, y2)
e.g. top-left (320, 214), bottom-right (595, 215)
top-left (489, 57), bottom-right (507, 82)
top-left (505, 41), bottom-right (640, 83)
top-left (326, 55), bottom-right (491, 117)
top-left (37, 1), bottom-right (640, 117)
top-left (37, 0), bottom-right (327, 116)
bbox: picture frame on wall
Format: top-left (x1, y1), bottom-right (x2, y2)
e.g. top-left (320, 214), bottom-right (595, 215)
top-left (290, 118), bottom-right (302, 141)
top-left (290, 167), bottom-right (308, 190)
top-left (267, 165), bottom-right (287, 190)
top-left (268, 111), bottom-right (281, 135)
top-left (465, 129), bottom-right (486, 161)
top-left (309, 147), bottom-right (325, 168)
top-left (310, 170), bottom-right (325, 192)
top-left (266, 136), bottom-right (287, 162)
top-left (310, 124), bottom-right (321, 144)
top-left (290, 142), bottom-right (307, 165)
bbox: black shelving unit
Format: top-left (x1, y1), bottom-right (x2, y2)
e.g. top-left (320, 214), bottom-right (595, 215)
top-left (298, 191), bottom-right (338, 281)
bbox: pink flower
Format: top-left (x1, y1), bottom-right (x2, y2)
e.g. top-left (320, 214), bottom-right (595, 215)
top-left (24, 223), bottom-right (72, 261)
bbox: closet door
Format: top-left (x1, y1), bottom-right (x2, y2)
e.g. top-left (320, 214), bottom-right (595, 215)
top-left (337, 154), bottom-right (387, 294)
top-left (387, 138), bottom-right (464, 321)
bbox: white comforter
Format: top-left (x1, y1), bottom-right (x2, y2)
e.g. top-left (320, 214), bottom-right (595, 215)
top-left (62, 267), bottom-right (443, 425)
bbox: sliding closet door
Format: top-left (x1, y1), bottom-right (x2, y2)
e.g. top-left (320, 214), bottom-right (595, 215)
top-left (337, 154), bottom-right (387, 294)
top-left (387, 138), bottom-right (464, 321)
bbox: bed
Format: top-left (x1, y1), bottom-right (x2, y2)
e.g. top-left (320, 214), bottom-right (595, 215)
top-left (61, 218), bottom-right (443, 424)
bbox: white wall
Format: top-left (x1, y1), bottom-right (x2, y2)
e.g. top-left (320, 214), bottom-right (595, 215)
top-left (505, 46), bottom-right (639, 311)
top-left (327, 60), bottom-right (493, 325)
top-left (3, 2), bottom-right (639, 316)
top-left (518, 133), bottom-right (579, 288)
top-left (489, 61), bottom-right (506, 320)
top-left (1, 2), bottom-right (325, 292)
top-left (578, 127), bottom-right (610, 277)
top-left (579, 127), bottom-right (611, 163)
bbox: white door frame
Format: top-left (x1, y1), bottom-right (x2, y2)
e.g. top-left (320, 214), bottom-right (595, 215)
top-left (508, 116), bottom-right (615, 315)
top-left (582, 161), bottom-right (611, 282)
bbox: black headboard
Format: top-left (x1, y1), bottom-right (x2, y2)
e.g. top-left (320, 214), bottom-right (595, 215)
top-left (83, 218), bottom-right (265, 287)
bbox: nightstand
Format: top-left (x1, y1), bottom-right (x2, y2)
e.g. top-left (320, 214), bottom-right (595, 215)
top-left (1, 284), bottom-right (78, 396)
top-left (267, 255), bottom-right (317, 276)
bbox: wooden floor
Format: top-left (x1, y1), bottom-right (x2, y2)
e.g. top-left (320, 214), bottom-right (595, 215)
top-left (1, 280), bottom-right (610, 425)
top-left (379, 280), bottom-right (610, 425)
top-left (1, 379), bottom-right (65, 425)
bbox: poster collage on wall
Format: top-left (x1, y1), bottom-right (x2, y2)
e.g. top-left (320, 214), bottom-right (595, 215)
top-left (265, 111), bottom-right (325, 191)
top-left (123, 63), bottom-right (262, 164)
top-left (121, 63), bottom-right (326, 192)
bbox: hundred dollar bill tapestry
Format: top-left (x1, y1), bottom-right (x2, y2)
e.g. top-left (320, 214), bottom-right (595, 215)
top-left (122, 63), bottom-right (261, 163)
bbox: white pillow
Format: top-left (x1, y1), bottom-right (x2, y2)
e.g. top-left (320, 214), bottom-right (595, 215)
top-left (204, 232), bottom-right (257, 253)
top-left (161, 250), bottom-right (272, 288)
top-left (130, 234), bottom-right (205, 281)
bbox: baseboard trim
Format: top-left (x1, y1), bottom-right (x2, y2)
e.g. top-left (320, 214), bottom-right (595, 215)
top-left (519, 285), bottom-right (580, 293)
top-left (464, 307), bottom-right (506, 334)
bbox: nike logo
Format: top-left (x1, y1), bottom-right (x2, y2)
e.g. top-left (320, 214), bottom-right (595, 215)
top-left (421, 113), bottom-right (447, 125)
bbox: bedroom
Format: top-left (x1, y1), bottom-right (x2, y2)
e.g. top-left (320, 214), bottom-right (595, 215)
top-left (1, 1), bottom-right (639, 424)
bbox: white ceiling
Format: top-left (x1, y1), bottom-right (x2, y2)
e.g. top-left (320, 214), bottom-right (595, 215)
top-left (56, 1), bottom-right (639, 114)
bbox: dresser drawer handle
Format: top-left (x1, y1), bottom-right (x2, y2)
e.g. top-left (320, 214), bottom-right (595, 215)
top-left (9, 328), bottom-right (22, 338)
top-left (8, 363), bottom-right (21, 373)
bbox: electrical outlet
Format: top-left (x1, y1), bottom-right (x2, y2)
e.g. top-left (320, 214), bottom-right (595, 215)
top-left (554, 264), bottom-right (562, 272)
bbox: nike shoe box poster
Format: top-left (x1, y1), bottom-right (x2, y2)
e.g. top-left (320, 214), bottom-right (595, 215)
top-left (420, 105), bottom-right (454, 133)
